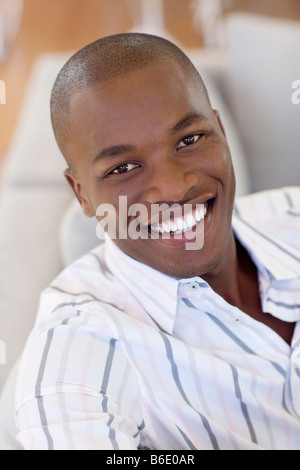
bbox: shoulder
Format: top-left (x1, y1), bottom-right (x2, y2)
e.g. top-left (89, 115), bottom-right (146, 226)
top-left (15, 245), bottom-right (142, 407)
top-left (36, 243), bottom-right (129, 323)
top-left (233, 187), bottom-right (300, 274)
top-left (234, 186), bottom-right (300, 222)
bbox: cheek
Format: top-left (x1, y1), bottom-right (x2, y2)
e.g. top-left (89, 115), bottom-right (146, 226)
top-left (92, 188), bottom-right (138, 237)
top-left (93, 180), bottom-right (144, 218)
top-left (197, 142), bottom-right (234, 185)
top-left (218, 152), bottom-right (236, 211)
top-left (215, 143), bottom-right (235, 186)
top-left (223, 149), bottom-right (236, 196)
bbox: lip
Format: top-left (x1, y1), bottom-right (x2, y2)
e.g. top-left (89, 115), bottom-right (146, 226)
top-left (145, 197), bottom-right (215, 247)
top-left (145, 195), bottom-right (215, 226)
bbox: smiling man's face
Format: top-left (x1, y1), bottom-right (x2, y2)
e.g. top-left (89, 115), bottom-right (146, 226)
top-left (65, 61), bottom-right (236, 278)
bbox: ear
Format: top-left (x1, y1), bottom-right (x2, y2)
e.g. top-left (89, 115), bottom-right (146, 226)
top-left (213, 109), bottom-right (227, 138)
top-left (64, 168), bottom-right (94, 217)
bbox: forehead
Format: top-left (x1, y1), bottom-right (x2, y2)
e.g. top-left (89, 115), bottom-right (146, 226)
top-left (67, 62), bottom-right (212, 158)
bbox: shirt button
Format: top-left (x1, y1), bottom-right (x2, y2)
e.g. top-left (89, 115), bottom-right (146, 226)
top-left (188, 282), bottom-right (200, 292)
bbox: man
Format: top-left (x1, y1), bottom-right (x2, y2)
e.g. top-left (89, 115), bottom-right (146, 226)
top-left (15, 33), bottom-right (300, 450)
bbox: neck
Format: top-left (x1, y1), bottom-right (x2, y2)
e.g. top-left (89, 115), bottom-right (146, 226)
top-left (202, 233), bottom-right (256, 310)
top-left (201, 232), bottom-right (296, 345)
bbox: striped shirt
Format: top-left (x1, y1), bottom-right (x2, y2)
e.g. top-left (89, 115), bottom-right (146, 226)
top-left (15, 187), bottom-right (300, 450)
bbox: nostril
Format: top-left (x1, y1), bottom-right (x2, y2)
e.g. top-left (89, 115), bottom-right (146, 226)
top-left (144, 170), bottom-right (199, 204)
top-left (184, 171), bottom-right (199, 189)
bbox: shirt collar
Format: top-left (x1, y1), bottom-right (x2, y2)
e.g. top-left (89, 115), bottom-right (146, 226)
top-left (232, 193), bottom-right (300, 281)
top-left (104, 235), bottom-right (179, 334)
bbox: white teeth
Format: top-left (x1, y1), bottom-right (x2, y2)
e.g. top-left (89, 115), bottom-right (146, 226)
top-left (195, 204), bottom-right (207, 222)
top-left (176, 218), bottom-right (184, 231)
top-left (162, 222), bottom-right (171, 233)
top-left (169, 221), bottom-right (177, 232)
top-left (150, 203), bottom-right (208, 234)
top-left (195, 209), bottom-right (201, 222)
top-left (186, 214), bottom-right (195, 228)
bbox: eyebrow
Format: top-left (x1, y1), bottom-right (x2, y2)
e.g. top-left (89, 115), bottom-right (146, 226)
top-left (93, 144), bottom-right (135, 164)
top-left (169, 112), bottom-right (208, 135)
top-left (92, 112), bottom-right (208, 165)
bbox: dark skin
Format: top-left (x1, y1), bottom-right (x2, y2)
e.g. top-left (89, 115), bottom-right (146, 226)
top-left (62, 61), bottom-right (295, 345)
top-left (220, 238), bottom-right (295, 345)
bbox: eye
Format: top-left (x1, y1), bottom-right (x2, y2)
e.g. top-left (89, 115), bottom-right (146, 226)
top-left (110, 163), bottom-right (139, 175)
top-left (177, 134), bottom-right (201, 150)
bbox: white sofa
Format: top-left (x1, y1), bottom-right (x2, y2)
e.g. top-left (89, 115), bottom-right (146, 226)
top-left (0, 13), bottom-right (299, 450)
top-left (224, 13), bottom-right (300, 192)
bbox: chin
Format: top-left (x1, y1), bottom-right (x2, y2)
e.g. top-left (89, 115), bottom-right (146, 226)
top-left (116, 217), bottom-right (233, 280)
top-left (139, 246), bottom-right (225, 280)
top-left (157, 260), bottom-right (221, 280)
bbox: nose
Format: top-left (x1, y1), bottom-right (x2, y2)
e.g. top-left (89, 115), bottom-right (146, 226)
top-left (143, 157), bottom-right (199, 204)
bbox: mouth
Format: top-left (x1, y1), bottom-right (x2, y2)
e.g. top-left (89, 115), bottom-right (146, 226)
top-left (147, 198), bottom-right (214, 238)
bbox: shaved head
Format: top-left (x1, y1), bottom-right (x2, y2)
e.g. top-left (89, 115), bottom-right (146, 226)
top-left (50, 33), bottom-right (210, 166)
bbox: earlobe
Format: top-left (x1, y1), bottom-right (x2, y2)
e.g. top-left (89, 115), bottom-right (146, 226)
top-left (63, 168), bottom-right (94, 217)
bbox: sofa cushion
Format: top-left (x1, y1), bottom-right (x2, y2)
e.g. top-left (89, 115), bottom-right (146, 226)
top-left (224, 13), bottom-right (300, 192)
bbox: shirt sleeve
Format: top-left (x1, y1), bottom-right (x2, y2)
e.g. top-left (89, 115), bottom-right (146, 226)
top-left (14, 307), bottom-right (144, 450)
